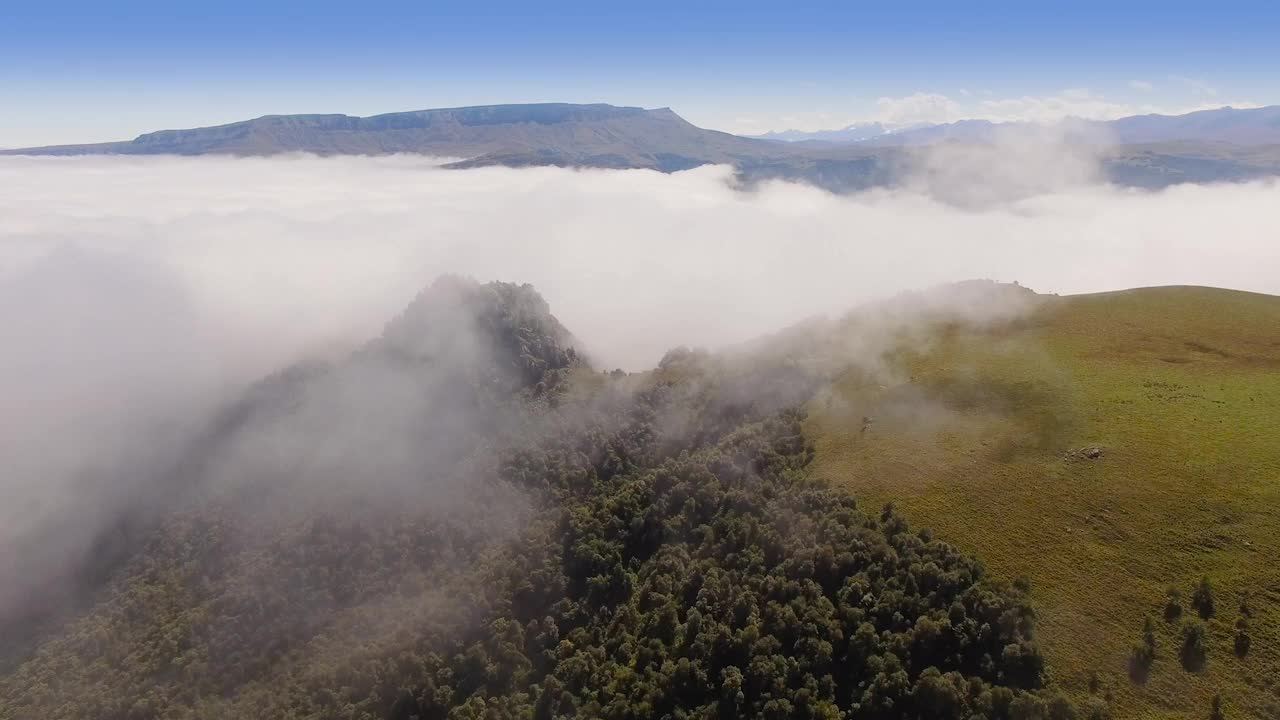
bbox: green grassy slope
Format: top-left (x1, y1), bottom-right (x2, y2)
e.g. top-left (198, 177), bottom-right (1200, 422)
top-left (805, 286), bottom-right (1280, 718)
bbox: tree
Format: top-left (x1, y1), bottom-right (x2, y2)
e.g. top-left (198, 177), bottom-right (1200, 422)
top-left (911, 668), bottom-right (965, 720)
top-left (533, 676), bottom-right (563, 720)
top-left (1180, 621), bottom-right (1208, 671)
top-left (1210, 693), bottom-right (1225, 720)
top-left (1192, 577), bottom-right (1216, 619)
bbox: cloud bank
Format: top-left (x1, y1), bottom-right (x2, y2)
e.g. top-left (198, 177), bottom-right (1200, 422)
top-left (3, 154), bottom-right (1277, 370)
top-left (870, 88), bottom-right (1262, 128)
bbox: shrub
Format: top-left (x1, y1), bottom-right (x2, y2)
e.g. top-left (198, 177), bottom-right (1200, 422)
top-left (1128, 616), bottom-right (1157, 682)
top-left (1164, 586), bottom-right (1184, 621)
top-left (1045, 691), bottom-right (1077, 720)
top-left (1234, 618), bottom-right (1251, 658)
top-left (1128, 644), bottom-right (1152, 683)
top-left (1192, 576), bottom-right (1216, 619)
top-left (1085, 698), bottom-right (1112, 720)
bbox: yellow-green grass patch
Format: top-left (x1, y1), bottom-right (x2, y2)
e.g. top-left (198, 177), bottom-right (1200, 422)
top-left (806, 287), bottom-right (1280, 718)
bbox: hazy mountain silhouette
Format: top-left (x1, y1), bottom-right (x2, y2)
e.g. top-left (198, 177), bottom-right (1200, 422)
top-left (7, 103), bottom-right (1280, 190)
top-left (3, 103), bottom-right (787, 172)
top-left (760, 105), bottom-right (1280, 146)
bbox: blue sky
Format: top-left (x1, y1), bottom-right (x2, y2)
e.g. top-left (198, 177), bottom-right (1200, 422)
top-left (3, 0), bottom-right (1279, 146)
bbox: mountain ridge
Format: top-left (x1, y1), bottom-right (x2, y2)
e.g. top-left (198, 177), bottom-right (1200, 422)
top-left (7, 102), bottom-right (1280, 191)
top-left (5, 103), bottom-right (722, 158)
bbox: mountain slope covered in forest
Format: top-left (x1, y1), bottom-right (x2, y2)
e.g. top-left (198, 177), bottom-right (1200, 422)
top-left (0, 278), bottom-right (1062, 720)
top-left (6, 278), bottom-right (1279, 719)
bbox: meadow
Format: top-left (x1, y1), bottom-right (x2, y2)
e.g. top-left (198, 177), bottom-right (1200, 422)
top-left (806, 286), bottom-right (1280, 718)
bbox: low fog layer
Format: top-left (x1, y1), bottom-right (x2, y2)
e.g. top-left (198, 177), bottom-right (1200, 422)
top-left (1, 152), bottom-right (1279, 620)
top-left (3, 154), bottom-right (1278, 372)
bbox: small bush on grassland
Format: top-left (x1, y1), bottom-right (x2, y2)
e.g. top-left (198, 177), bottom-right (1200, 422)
top-left (1165, 586), bottom-right (1184, 621)
top-left (1193, 576), bottom-right (1216, 619)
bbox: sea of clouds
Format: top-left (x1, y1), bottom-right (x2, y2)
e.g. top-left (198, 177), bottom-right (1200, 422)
top-left (3, 154), bottom-right (1277, 372)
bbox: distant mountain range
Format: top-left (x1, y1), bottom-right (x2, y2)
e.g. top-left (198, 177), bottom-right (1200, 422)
top-left (751, 105), bottom-right (1280, 147)
top-left (7, 103), bottom-right (1280, 192)
top-left (750, 121), bottom-right (899, 144)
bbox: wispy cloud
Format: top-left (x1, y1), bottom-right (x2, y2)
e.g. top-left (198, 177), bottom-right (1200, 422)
top-left (975, 88), bottom-right (1163, 123)
top-left (874, 92), bottom-right (965, 126)
top-left (1129, 79), bottom-right (1154, 92)
top-left (1170, 75), bottom-right (1218, 97)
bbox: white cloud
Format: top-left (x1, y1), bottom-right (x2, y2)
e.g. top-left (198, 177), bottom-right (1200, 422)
top-left (873, 92), bottom-right (965, 126)
top-left (1170, 75), bottom-right (1218, 97)
top-left (737, 85), bottom-right (1259, 136)
top-left (976, 88), bottom-right (1157, 123)
top-left (951, 87), bottom-right (1253, 124)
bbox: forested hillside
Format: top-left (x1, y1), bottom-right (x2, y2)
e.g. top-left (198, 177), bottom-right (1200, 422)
top-left (0, 279), bottom-right (1068, 719)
